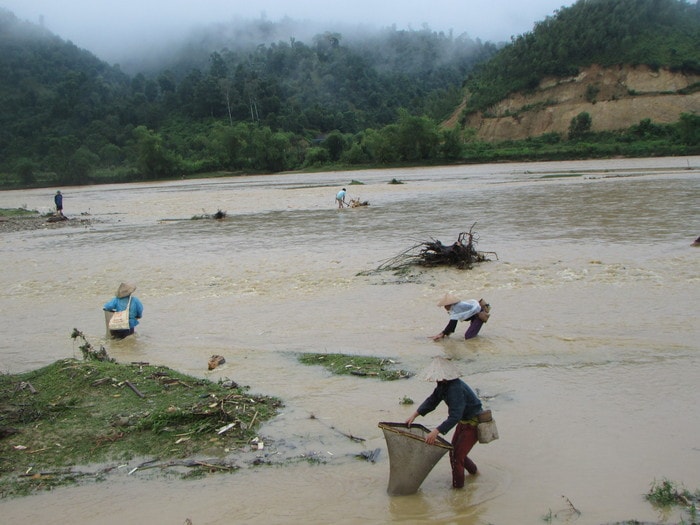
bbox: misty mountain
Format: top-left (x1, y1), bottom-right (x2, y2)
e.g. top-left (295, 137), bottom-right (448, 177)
top-left (114, 16), bottom-right (333, 76)
top-left (115, 15), bottom-right (495, 78)
top-left (1, 0), bottom-right (698, 189)
top-left (0, 6), bottom-right (497, 184)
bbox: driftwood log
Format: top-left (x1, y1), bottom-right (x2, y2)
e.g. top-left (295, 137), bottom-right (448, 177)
top-left (373, 224), bottom-right (497, 272)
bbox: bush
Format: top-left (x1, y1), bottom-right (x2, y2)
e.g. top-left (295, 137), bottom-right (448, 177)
top-left (303, 146), bottom-right (330, 167)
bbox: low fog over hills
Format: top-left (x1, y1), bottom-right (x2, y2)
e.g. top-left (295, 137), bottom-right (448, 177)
top-left (125, 18), bottom-right (493, 78)
top-left (116, 17), bottom-right (480, 76)
top-left (0, 0), bottom-right (575, 63)
top-left (1, 0), bottom-right (696, 189)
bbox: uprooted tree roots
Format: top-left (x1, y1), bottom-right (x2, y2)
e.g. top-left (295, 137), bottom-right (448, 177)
top-left (369, 225), bottom-right (497, 273)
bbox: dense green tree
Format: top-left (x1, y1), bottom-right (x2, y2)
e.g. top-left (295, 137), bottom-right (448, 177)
top-left (569, 112), bottom-right (593, 140)
top-left (628, 118), bottom-right (669, 139)
top-left (133, 126), bottom-right (178, 177)
top-left (14, 158), bottom-right (36, 185)
top-left (395, 112), bottom-right (440, 161)
top-left (176, 68), bottom-right (204, 117)
top-left (440, 128), bottom-right (464, 159)
top-left (363, 126), bottom-right (400, 164)
top-left (69, 146), bottom-right (99, 184)
top-left (677, 112), bottom-right (700, 145)
top-left (321, 131), bottom-right (347, 161)
top-left (304, 146), bottom-right (330, 166)
top-left (209, 51), bottom-right (228, 79)
top-left (341, 141), bottom-right (370, 165)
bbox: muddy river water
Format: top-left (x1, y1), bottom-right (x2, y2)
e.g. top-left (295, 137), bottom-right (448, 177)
top-left (1, 157), bottom-right (698, 524)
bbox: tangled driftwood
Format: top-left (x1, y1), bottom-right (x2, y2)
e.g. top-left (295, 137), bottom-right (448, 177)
top-left (372, 224), bottom-right (497, 272)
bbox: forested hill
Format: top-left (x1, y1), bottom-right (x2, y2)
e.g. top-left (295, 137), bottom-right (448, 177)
top-left (0, 7), bottom-right (496, 186)
top-left (1, 1), bottom-right (699, 190)
top-left (463, 0), bottom-right (700, 113)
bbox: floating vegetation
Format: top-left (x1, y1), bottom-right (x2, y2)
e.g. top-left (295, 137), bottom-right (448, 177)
top-left (549, 480), bottom-right (700, 525)
top-left (298, 353), bottom-right (412, 380)
top-left (646, 478), bottom-right (699, 511)
top-left (0, 332), bottom-right (282, 497)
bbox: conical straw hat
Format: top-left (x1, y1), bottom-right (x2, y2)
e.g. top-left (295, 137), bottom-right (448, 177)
top-left (437, 293), bottom-right (460, 307)
top-left (116, 282), bottom-right (136, 298)
top-left (419, 356), bottom-right (461, 382)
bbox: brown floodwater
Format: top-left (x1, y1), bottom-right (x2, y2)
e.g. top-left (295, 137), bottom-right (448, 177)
top-left (1, 157), bottom-right (698, 524)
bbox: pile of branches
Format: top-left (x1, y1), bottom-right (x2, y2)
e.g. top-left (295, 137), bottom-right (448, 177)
top-left (373, 225), bottom-right (497, 272)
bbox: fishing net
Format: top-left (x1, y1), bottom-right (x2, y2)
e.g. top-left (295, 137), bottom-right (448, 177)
top-left (378, 421), bottom-right (452, 495)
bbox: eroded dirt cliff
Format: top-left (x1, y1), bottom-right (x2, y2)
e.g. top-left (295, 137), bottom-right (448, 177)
top-left (448, 65), bottom-right (700, 141)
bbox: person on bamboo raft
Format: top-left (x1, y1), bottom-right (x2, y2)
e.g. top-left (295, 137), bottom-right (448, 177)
top-left (430, 293), bottom-right (491, 341)
top-left (405, 356), bottom-right (483, 488)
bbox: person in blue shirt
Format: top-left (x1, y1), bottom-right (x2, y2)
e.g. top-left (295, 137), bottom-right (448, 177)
top-left (335, 188), bottom-right (348, 208)
top-left (405, 356), bottom-right (483, 488)
top-left (103, 282), bottom-right (144, 339)
top-left (54, 190), bottom-right (63, 216)
top-left (431, 293), bottom-right (490, 341)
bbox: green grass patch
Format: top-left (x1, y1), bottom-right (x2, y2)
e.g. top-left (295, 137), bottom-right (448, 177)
top-left (540, 173), bottom-right (584, 179)
top-left (298, 353), bottom-right (412, 380)
top-left (0, 355), bottom-right (282, 497)
top-left (0, 207), bottom-right (40, 217)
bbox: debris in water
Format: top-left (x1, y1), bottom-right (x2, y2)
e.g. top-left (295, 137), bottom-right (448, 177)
top-left (357, 448), bottom-right (381, 463)
top-left (208, 355), bottom-right (226, 370)
top-left (369, 223), bottom-right (497, 273)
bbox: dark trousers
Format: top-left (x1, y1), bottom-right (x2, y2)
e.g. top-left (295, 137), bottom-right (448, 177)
top-left (450, 422), bottom-right (478, 488)
top-left (110, 328), bottom-right (134, 339)
top-left (464, 317), bottom-right (484, 339)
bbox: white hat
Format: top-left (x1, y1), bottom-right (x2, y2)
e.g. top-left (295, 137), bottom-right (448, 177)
top-left (437, 293), bottom-right (460, 307)
top-left (419, 357), bottom-right (461, 382)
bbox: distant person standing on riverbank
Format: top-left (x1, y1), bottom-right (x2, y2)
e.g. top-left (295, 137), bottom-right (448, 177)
top-left (336, 188), bottom-right (348, 208)
top-left (54, 190), bottom-right (63, 216)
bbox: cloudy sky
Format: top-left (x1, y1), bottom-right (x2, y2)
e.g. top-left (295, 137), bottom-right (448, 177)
top-left (1, 0), bottom-right (576, 61)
